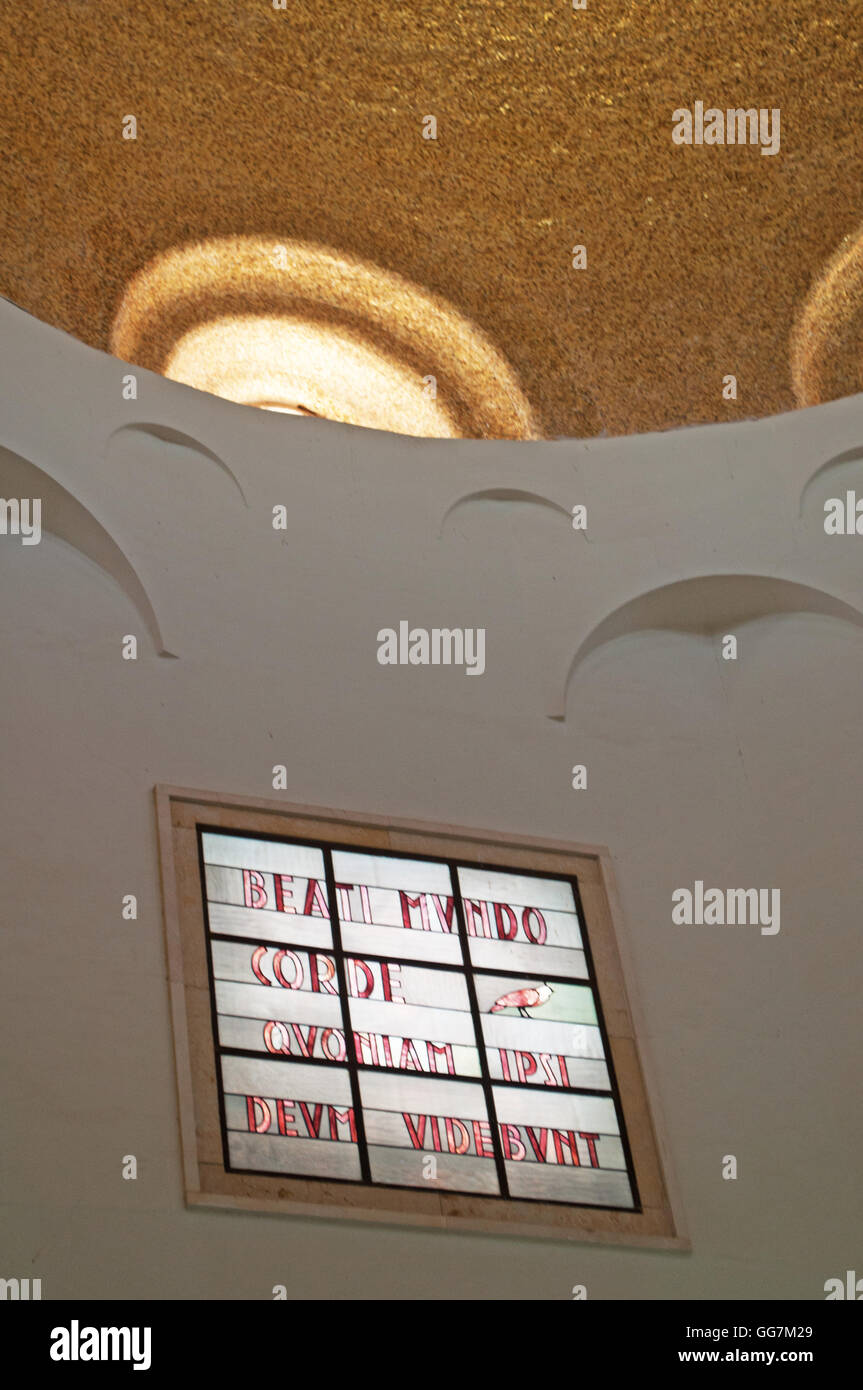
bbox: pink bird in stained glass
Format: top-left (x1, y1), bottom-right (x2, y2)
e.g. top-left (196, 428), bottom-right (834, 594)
top-left (490, 983), bottom-right (553, 1017)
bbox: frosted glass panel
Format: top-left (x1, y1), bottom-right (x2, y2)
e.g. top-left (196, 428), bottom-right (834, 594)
top-left (212, 939), bottom-right (338, 994)
top-left (348, 957), bottom-right (481, 1076)
top-left (493, 1085), bottom-right (619, 1133)
top-left (202, 832), bottom-right (326, 880)
top-left (221, 1055), bottom-right (353, 1104)
top-left (466, 937), bottom-right (587, 979)
top-left (345, 958), bottom-right (469, 1010)
top-left (457, 867), bottom-right (586, 979)
top-left (368, 1147), bottom-right (499, 1194)
top-left (505, 1163), bottom-right (634, 1208)
top-left (331, 850), bottom-right (452, 895)
top-left (340, 920), bottom-right (462, 965)
top-left (456, 867), bottom-right (581, 917)
top-left (493, 1085), bottom-right (634, 1207)
top-left (221, 1056), bottom-right (359, 1178)
top-left (482, 1014), bottom-right (604, 1059)
top-left (359, 1071), bottom-right (491, 1119)
top-left (331, 849), bottom-right (458, 964)
top-left (214, 978), bottom-right (343, 1028)
top-left (362, 1082), bottom-right (494, 1154)
top-left (350, 998), bottom-right (476, 1045)
top-left (361, 1071), bottom-right (499, 1194)
top-left (228, 1132), bottom-right (361, 1180)
top-left (202, 835), bottom-right (332, 949)
top-left (207, 901), bottom-right (333, 948)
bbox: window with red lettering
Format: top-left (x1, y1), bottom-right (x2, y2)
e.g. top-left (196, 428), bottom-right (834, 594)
top-left (199, 829), bottom-right (638, 1210)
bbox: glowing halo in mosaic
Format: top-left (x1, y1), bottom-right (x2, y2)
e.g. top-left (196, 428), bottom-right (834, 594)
top-left (110, 237), bottom-right (539, 439)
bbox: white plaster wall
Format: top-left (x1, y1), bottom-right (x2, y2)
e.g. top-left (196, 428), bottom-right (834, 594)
top-left (1, 300), bottom-right (861, 1299)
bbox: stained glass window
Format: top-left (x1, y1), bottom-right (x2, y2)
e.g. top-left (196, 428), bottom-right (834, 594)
top-left (199, 829), bottom-right (639, 1211)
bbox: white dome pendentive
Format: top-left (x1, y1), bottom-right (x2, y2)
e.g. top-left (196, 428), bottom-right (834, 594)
top-left (550, 575), bottom-right (863, 721)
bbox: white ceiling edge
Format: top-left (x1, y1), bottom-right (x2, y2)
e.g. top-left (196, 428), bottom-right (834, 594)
top-left (2, 297), bottom-right (862, 723)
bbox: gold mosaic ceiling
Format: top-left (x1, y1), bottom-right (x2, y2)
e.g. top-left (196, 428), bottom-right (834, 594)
top-left (1, 1), bottom-right (862, 438)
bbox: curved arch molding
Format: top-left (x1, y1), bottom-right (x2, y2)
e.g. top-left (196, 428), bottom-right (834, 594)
top-left (550, 575), bottom-right (863, 720)
top-left (0, 445), bottom-right (174, 657)
top-left (798, 446), bottom-right (863, 519)
top-left (106, 423), bottom-right (248, 507)
top-left (439, 488), bottom-right (574, 536)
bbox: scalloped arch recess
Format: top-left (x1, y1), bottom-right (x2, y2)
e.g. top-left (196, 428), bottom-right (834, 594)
top-left (440, 488), bottom-right (572, 536)
top-left (550, 575), bottom-right (863, 720)
top-left (0, 445), bottom-right (173, 657)
top-left (798, 446), bottom-right (863, 518)
top-left (110, 238), bottom-right (538, 440)
top-left (107, 423), bottom-right (248, 507)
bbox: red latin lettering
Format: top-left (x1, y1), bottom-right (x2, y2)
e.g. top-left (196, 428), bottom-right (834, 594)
top-left (309, 952), bottom-right (337, 994)
top-left (328, 1107), bottom-right (357, 1142)
top-left (429, 894), bottom-right (455, 933)
top-left (552, 1129), bottom-right (580, 1165)
top-left (493, 902), bottom-right (518, 940)
top-left (522, 907), bottom-right (547, 945)
top-left (273, 949), bottom-right (303, 989)
top-left (464, 899), bottom-right (492, 938)
top-left (354, 1032), bottom-right (379, 1066)
top-left (251, 945), bottom-right (270, 985)
top-left (263, 1020), bottom-right (290, 1054)
top-left (320, 1027), bottom-right (346, 1061)
top-left (298, 1102), bottom-right (323, 1138)
top-left (399, 1037), bottom-right (423, 1071)
top-left (445, 1117), bottom-right (471, 1154)
top-left (500, 1123), bottom-right (526, 1161)
top-left (246, 1096), bottom-right (271, 1133)
top-left (525, 1127), bottom-right (549, 1162)
top-left (276, 1099), bottom-right (298, 1137)
top-left (399, 891), bottom-right (430, 931)
top-left (538, 1053), bottom-right (559, 1086)
top-left (289, 1023), bottom-right (318, 1057)
top-left (515, 1051), bottom-right (538, 1083)
top-left (346, 957), bottom-right (375, 998)
top-left (579, 1132), bottom-right (601, 1168)
top-left (335, 882), bottom-right (355, 918)
top-left (472, 1119), bottom-right (494, 1158)
top-left (381, 961), bottom-right (404, 1003)
top-left (426, 1040), bottom-right (455, 1075)
top-left (243, 869), bottom-right (268, 909)
top-left (403, 1113), bottom-right (427, 1149)
top-left (303, 879), bottom-right (330, 918)
top-left (358, 885), bottom-right (372, 923)
top-left (273, 874), bottom-right (297, 914)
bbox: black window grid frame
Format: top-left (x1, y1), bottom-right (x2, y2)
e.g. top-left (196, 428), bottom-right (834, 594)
top-left (195, 822), bottom-right (643, 1213)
